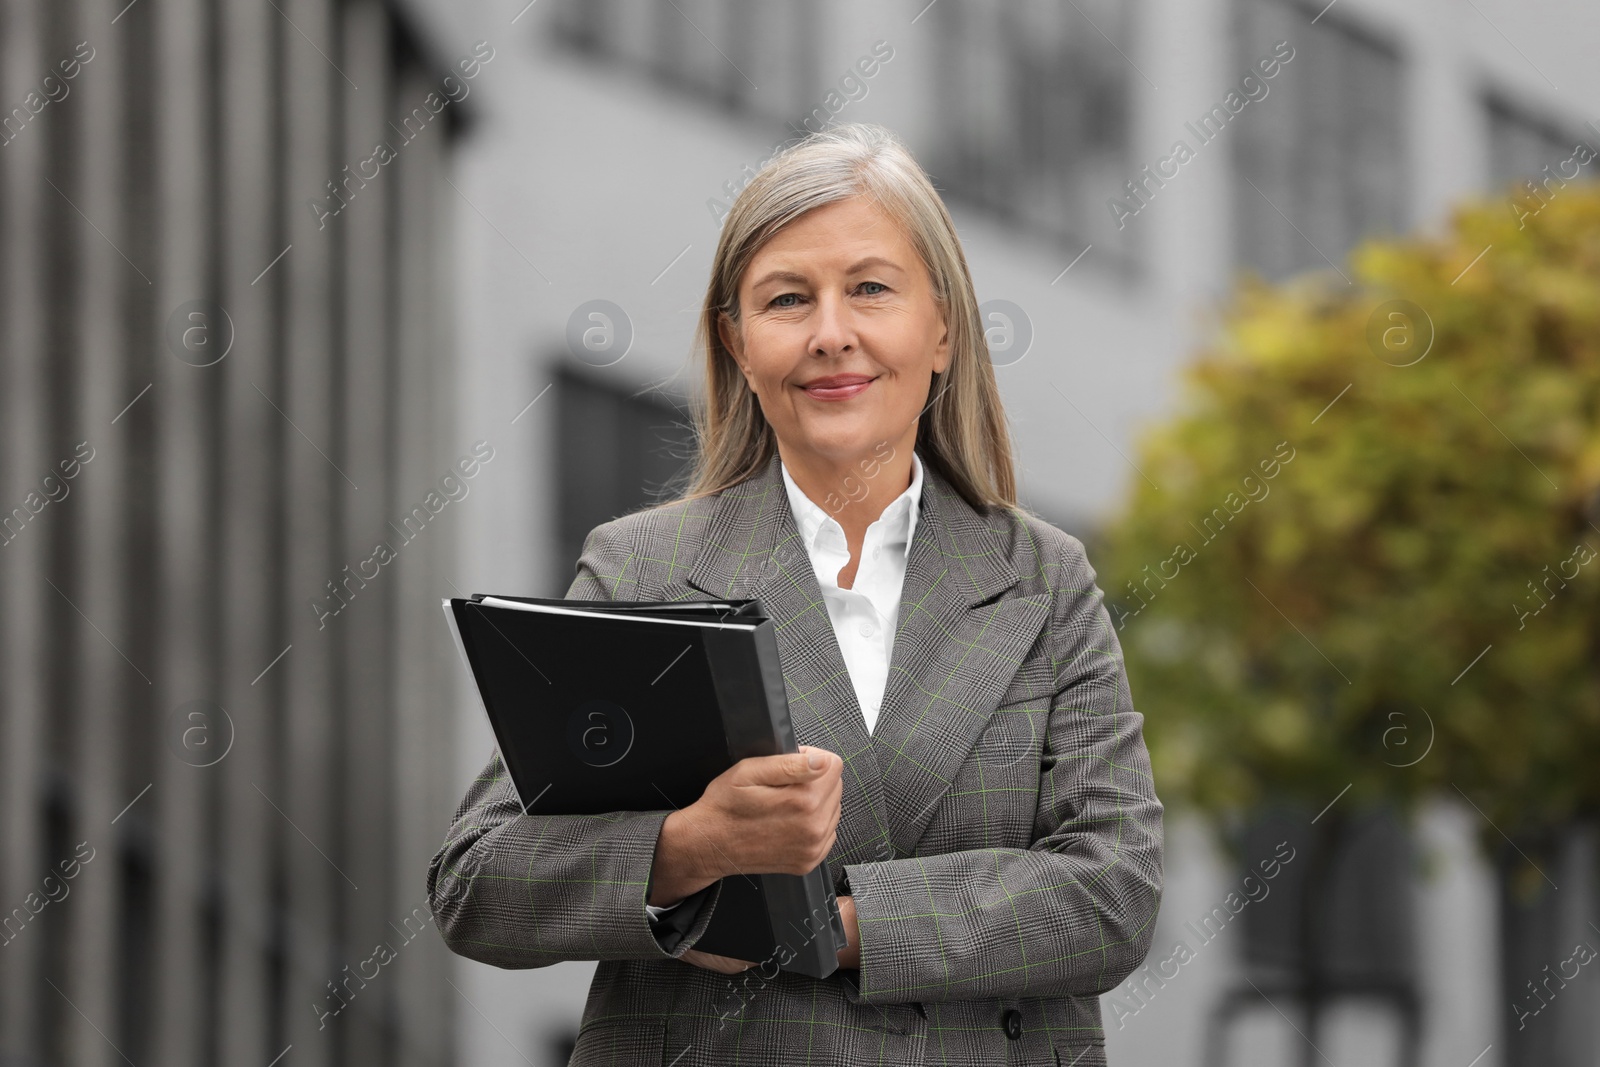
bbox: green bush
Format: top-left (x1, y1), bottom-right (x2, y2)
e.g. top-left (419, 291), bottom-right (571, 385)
top-left (1101, 181), bottom-right (1600, 836)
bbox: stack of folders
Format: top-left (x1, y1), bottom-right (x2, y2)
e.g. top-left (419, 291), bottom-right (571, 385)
top-left (442, 593), bottom-right (848, 979)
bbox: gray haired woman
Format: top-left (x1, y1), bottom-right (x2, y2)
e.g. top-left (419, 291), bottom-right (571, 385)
top-left (429, 122), bottom-right (1163, 1067)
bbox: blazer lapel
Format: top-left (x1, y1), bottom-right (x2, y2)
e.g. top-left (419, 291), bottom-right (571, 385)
top-left (870, 463), bottom-right (1052, 859)
top-left (685, 454), bottom-right (896, 876)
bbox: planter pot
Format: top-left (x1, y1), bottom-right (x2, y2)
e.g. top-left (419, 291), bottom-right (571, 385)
top-left (1203, 803), bottom-right (1419, 1067)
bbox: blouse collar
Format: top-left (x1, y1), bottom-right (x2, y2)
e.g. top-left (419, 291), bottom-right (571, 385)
top-left (779, 449), bottom-right (924, 557)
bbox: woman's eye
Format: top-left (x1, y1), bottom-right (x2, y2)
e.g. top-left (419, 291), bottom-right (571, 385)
top-left (767, 284), bottom-right (884, 307)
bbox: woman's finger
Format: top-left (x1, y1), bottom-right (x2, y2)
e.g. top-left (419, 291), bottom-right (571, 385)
top-left (680, 948), bottom-right (757, 974)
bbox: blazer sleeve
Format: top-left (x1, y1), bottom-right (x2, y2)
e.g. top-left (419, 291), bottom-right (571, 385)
top-left (842, 534), bottom-right (1164, 1004)
top-left (425, 521), bottom-right (724, 968)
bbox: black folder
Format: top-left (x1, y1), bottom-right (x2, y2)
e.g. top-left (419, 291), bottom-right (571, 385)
top-left (442, 593), bottom-right (847, 979)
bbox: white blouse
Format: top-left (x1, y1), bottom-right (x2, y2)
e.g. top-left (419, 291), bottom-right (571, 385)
top-left (647, 452), bottom-right (923, 923)
top-left (777, 451), bottom-right (922, 736)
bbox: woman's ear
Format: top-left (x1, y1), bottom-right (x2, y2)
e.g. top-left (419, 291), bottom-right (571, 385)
top-left (932, 314), bottom-right (952, 376)
top-left (717, 312), bottom-right (754, 387)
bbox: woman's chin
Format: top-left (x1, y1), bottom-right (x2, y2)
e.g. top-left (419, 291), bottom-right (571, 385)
top-left (786, 436), bottom-right (892, 467)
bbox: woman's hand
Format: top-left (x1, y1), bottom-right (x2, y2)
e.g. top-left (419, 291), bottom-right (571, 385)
top-left (835, 895), bottom-right (861, 969)
top-left (649, 744), bottom-right (844, 907)
top-left (653, 743), bottom-right (843, 977)
top-left (680, 896), bottom-right (860, 974)
top-left (680, 948), bottom-right (757, 974)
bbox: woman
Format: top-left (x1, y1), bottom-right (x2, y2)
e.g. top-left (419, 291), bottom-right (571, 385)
top-left (428, 123), bottom-right (1162, 1067)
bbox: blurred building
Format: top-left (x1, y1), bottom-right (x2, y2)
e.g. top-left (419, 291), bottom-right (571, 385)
top-left (1, 1), bottom-right (465, 1065)
top-left (10, 0), bottom-right (1593, 1063)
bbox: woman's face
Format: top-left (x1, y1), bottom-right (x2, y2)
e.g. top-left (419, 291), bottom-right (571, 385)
top-left (719, 194), bottom-right (950, 470)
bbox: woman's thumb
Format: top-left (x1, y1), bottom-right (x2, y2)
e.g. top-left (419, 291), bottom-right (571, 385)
top-left (740, 748), bottom-right (826, 785)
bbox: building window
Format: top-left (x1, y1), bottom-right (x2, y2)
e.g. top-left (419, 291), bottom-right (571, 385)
top-left (930, 0), bottom-right (1137, 270)
top-left (551, 0), bottom-right (820, 128)
top-left (552, 365), bottom-right (693, 593)
top-left (1485, 92), bottom-right (1598, 211)
top-left (1232, 0), bottom-right (1405, 281)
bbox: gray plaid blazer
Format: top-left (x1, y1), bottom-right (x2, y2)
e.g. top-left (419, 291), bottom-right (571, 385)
top-left (428, 450), bottom-right (1163, 1066)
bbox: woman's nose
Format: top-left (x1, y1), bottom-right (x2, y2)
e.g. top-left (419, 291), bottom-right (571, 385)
top-left (810, 291), bottom-right (857, 356)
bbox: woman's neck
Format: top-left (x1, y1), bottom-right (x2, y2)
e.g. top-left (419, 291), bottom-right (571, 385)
top-left (780, 434), bottom-right (918, 587)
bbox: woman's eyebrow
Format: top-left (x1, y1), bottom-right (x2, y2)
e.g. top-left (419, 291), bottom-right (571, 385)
top-left (749, 269), bottom-right (810, 290)
top-left (843, 255), bottom-right (903, 275)
top-left (748, 257), bottom-right (905, 291)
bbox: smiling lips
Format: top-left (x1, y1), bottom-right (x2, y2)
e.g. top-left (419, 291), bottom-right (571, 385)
top-left (799, 374), bottom-right (876, 401)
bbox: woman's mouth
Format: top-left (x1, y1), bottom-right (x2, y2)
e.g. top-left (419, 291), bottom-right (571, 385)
top-left (799, 374), bottom-right (876, 401)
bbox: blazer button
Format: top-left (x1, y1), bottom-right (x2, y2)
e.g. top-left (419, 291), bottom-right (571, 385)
top-left (1002, 1008), bottom-right (1023, 1040)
